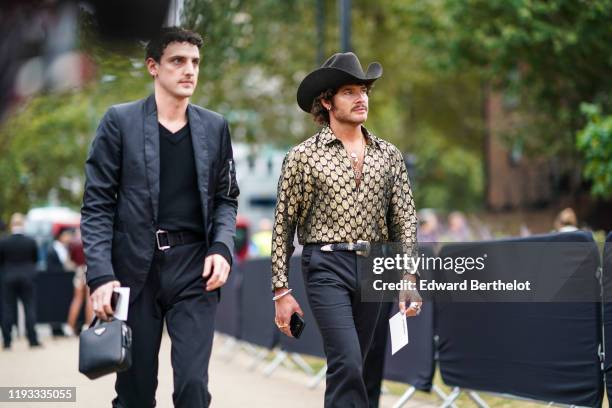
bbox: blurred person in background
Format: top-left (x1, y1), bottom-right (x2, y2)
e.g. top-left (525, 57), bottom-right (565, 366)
top-left (46, 227), bottom-right (76, 274)
top-left (46, 226), bottom-right (75, 337)
top-left (520, 223), bottom-right (532, 237)
top-left (443, 211), bottom-right (474, 242)
top-left (81, 27), bottom-right (239, 407)
top-left (554, 208), bottom-right (578, 233)
top-left (417, 209), bottom-right (440, 243)
top-left (0, 213), bottom-right (41, 349)
top-left (66, 228), bottom-right (92, 335)
top-left (272, 52), bottom-right (421, 407)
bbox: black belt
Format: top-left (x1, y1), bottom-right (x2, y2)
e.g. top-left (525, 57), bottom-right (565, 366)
top-left (155, 229), bottom-right (205, 251)
top-left (320, 240), bottom-right (370, 256)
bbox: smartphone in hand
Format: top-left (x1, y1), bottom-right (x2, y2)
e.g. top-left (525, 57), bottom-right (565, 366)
top-left (290, 312), bottom-right (305, 338)
top-left (111, 292), bottom-right (119, 312)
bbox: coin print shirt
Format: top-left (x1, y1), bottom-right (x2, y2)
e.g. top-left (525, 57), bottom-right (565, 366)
top-left (271, 125), bottom-right (418, 289)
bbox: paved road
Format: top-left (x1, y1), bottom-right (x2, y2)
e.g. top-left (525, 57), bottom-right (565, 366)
top-left (0, 332), bottom-right (436, 408)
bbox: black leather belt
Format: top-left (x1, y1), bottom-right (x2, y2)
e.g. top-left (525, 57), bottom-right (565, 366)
top-left (320, 240), bottom-right (370, 256)
top-left (155, 229), bottom-right (205, 251)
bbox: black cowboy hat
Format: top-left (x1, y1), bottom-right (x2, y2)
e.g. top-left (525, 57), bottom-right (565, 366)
top-left (297, 52), bottom-right (383, 113)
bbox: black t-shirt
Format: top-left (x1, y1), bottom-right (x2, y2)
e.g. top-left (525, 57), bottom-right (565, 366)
top-left (157, 122), bottom-right (205, 235)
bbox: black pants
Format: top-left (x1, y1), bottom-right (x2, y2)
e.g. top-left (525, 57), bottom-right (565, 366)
top-left (1, 272), bottom-right (39, 347)
top-left (112, 241), bottom-right (219, 408)
top-left (363, 301), bottom-right (393, 408)
top-left (302, 245), bottom-right (382, 408)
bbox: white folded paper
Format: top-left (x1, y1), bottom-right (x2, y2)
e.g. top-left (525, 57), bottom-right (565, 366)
top-left (113, 287), bottom-right (130, 321)
top-left (389, 311), bottom-right (409, 355)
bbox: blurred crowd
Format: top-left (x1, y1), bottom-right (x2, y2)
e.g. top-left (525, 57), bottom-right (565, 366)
top-left (238, 207), bottom-right (584, 261)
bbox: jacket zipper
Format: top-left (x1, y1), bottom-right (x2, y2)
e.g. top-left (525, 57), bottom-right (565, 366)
top-left (227, 159), bottom-right (233, 196)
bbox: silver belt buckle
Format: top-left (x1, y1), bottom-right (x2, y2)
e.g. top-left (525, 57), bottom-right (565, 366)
top-left (156, 229), bottom-right (171, 251)
top-left (356, 240), bottom-right (371, 257)
top-left (320, 244), bottom-right (333, 252)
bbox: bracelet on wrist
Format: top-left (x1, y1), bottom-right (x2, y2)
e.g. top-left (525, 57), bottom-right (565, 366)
top-left (272, 288), bottom-right (293, 301)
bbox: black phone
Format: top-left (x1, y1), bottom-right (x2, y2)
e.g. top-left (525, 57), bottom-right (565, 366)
top-left (290, 312), bottom-right (305, 339)
top-left (111, 291), bottom-right (119, 311)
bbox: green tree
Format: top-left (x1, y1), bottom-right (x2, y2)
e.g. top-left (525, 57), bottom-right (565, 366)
top-left (405, 0), bottom-right (612, 194)
top-left (577, 103), bottom-right (612, 199)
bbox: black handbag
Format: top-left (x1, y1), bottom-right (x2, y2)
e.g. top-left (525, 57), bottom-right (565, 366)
top-left (78, 317), bottom-right (132, 380)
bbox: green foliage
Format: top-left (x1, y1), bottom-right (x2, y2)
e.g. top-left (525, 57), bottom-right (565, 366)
top-left (411, 128), bottom-right (483, 211)
top-left (182, 0), bottom-right (320, 145)
top-left (405, 0), bottom-right (612, 159)
top-left (0, 92), bottom-right (92, 218)
top-left (577, 103), bottom-right (612, 199)
top-left (401, 0), bottom-right (612, 205)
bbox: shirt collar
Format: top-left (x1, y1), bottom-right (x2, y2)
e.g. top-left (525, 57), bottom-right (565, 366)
top-left (317, 125), bottom-right (382, 149)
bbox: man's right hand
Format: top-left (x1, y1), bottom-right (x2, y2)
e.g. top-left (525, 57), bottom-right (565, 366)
top-left (90, 280), bottom-right (120, 321)
top-left (274, 289), bottom-right (303, 338)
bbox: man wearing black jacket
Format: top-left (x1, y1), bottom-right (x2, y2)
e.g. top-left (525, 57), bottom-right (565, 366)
top-left (81, 27), bottom-right (239, 407)
top-left (0, 213), bottom-right (41, 349)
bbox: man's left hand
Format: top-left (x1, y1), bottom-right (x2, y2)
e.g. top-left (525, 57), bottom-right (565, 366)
top-left (202, 254), bottom-right (230, 291)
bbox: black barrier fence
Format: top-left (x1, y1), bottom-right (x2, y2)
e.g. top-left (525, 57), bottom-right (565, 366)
top-left (35, 272), bottom-right (75, 323)
top-left (360, 240), bottom-right (601, 302)
top-left (2, 231), bottom-right (611, 407)
top-left (436, 231), bottom-right (603, 407)
top-left (380, 244), bottom-right (436, 393)
top-left (238, 258), bottom-right (278, 350)
top-left (215, 260), bottom-right (241, 339)
top-left (381, 301), bottom-right (435, 392)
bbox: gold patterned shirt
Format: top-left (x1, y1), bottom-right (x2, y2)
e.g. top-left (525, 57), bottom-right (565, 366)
top-left (271, 125), bottom-right (418, 290)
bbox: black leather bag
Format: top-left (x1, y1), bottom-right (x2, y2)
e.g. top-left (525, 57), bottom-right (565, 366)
top-left (79, 317), bottom-right (132, 380)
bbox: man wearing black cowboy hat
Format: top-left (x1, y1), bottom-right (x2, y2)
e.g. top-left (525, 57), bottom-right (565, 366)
top-left (271, 52), bottom-right (422, 406)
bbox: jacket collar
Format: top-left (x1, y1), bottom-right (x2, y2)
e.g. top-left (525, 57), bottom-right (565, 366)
top-left (144, 93), bottom-right (157, 116)
top-left (144, 94), bottom-right (215, 230)
top-left (143, 94), bottom-right (212, 226)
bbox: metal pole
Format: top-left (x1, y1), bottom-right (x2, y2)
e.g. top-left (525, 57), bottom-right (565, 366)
top-left (166, 0), bottom-right (184, 27)
top-left (339, 0), bottom-right (351, 52)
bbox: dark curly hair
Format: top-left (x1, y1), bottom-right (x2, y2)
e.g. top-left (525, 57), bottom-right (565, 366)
top-left (145, 27), bottom-right (203, 63)
top-left (310, 82), bottom-right (373, 125)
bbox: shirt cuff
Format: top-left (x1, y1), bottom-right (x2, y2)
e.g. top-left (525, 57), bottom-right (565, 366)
top-left (88, 275), bottom-right (117, 293)
top-left (272, 279), bottom-right (289, 292)
top-left (207, 242), bottom-right (233, 266)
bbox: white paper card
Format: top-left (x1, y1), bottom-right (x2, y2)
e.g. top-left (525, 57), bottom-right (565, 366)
top-left (113, 287), bottom-right (130, 321)
top-left (389, 311), bottom-right (409, 355)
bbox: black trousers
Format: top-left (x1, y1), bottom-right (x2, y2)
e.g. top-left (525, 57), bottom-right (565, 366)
top-left (112, 241), bottom-right (219, 408)
top-left (363, 301), bottom-right (393, 408)
top-left (302, 244), bottom-right (383, 408)
top-left (1, 272), bottom-right (39, 347)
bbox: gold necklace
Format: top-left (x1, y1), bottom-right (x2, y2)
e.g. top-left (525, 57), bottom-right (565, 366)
top-left (348, 136), bottom-right (365, 181)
